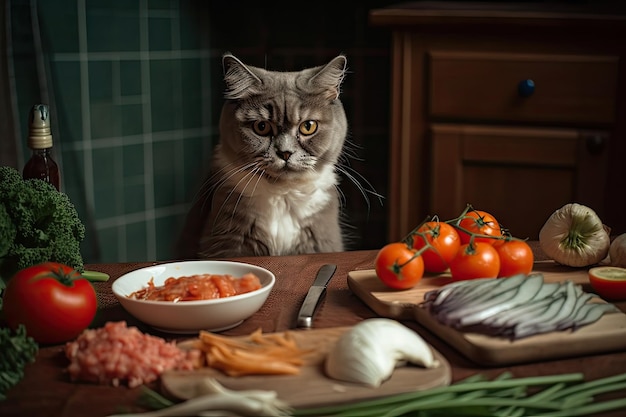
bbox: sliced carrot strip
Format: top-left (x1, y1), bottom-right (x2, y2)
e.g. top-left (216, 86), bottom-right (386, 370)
top-left (194, 328), bottom-right (312, 376)
top-left (207, 344), bottom-right (301, 376)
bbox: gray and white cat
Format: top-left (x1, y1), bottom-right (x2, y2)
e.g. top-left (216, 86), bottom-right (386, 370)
top-left (177, 53), bottom-right (366, 259)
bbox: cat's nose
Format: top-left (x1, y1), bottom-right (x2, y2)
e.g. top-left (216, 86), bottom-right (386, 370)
top-left (279, 151), bottom-right (292, 161)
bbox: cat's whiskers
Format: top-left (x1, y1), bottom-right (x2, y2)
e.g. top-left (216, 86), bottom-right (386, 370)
top-left (214, 161), bottom-right (255, 184)
top-left (334, 180), bottom-right (348, 210)
top-left (195, 161), bottom-right (258, 209)
top-left (224, 165), bottom-right (266, 230)
top-left (191, 161), bottom-right (260, 235)
top-left (337, 163), bottom-right (384, 212)
top-left (340, 138), bottom-right (364, 162)
top-left (315, 146), bottom-right (384, 213)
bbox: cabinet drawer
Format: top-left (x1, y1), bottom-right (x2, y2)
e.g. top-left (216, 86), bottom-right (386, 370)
top-left (428, 52), bottom-right (618, 125)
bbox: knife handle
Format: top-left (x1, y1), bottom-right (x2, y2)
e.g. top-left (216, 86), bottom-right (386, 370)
top-left (297, 286), bottom-right (327, 328)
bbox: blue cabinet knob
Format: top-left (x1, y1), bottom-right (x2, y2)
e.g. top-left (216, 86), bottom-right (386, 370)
top-left (518, 79), bottom-right (535, 97)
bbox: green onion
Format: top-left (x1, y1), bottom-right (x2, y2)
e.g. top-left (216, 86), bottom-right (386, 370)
top-left (292, 372), bottom-right (626, 417)
top-left (135, 372), bottom-right (626, 416)
top-left (81, 270), bottom-right (110, 282)
top-left (137, 385), bottom-right (175, 410)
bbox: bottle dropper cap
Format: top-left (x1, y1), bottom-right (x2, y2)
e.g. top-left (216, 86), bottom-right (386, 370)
top-left (27, 104), bottom-right (53, 149)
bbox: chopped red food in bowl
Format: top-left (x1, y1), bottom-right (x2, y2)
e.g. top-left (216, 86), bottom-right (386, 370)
top-left (112, 261), bottom-right (275, 333)
top-left (128, 273), bottom-right (262, 302)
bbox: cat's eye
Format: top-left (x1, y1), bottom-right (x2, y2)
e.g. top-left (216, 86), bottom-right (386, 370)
top-left (299, 120), bottom-right (318, 136)
top-left (252, 120), bottom-right (273, 136)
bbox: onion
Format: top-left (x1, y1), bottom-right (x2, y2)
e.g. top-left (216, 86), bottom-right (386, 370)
top-left (421, 274), bottom-right (619, 340)
top-left (324, 318), bottom-right (439, 387)
top-left (539, 203), bottom-right (610, 267)
top-left (608, 233), bottom-right (626, 268)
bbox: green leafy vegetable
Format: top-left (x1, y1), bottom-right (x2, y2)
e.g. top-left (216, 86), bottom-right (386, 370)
top-left (0, 166), bottom-right (86, 292)
top-left (0, 324), bottom-right (38, 400)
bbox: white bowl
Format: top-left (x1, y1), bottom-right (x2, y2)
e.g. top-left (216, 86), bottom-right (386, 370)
top-left (112, 260), bottom-right (275, 333)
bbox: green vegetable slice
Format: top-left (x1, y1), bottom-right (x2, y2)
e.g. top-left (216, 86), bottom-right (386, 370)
top-left (81, 270), bottom-right (110, 282)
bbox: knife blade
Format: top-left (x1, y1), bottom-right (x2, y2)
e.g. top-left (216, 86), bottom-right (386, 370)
top-left (296, 264), bottom-right (337, 328)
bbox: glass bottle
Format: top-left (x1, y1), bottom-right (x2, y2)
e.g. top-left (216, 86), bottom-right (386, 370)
top-left (23, 104), bottom-right (60, 190)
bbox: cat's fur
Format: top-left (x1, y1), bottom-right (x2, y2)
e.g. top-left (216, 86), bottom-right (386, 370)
top-left (176, 53), bottom-right (353, 259)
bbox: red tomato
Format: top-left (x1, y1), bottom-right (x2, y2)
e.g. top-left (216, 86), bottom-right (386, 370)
top-left (412, 221), bottom-right (461, 273)
top-left (3, 262), bottom-right (97, 344)
top-left (496, 239), bottom-right (534, 277)
top-left (375, 242), bottom-right (424, 290)
top-left (450, 242), bottom-right (501, 281)
top-left (457, 209), bottom-right (502, 245)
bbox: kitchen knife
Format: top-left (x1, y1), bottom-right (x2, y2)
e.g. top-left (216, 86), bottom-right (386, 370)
top-left (296, 264), bottom-right (337, 328)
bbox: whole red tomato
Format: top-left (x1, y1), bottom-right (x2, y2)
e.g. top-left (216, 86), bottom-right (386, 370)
top-left (3, 262), bottom-right (97, 344)
top-left (450, 242), bottom-right (500, 281)
top-left (496, 239), bottom-right (534, 277)
top-left (457, 209), bottom-right (502, 245)
top-left (375, 242), bottom-right (424, 290)
top-left (412, 221), bottom-right (461, 273)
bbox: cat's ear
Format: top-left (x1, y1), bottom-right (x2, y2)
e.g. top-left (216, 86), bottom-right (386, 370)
top-left (222, 53), bottom-right (263, 100)
top-left (309, 55), bottom-right (347, 101)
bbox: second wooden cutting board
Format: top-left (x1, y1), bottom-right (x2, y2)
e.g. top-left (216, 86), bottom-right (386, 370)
top-left (348, 261), bottom-right (626, 366)
top-left (161, 326), bottom-right (451, 409)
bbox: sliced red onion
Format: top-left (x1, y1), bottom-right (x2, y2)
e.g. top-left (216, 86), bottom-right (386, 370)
top-left (422, 273), bottom-right (620, 340)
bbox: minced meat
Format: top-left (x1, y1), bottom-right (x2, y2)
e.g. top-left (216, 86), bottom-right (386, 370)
top-left (65, 321), bottom-right (201, 387)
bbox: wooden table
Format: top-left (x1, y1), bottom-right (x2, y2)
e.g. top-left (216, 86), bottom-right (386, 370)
top-left (2, 245), bottom-right (626, 416)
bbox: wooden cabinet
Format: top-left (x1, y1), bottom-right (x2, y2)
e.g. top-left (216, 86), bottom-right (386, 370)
top-left (430, 124), bottom-right (609, 238)
top-left (370, 2), bottom-right (626, 241)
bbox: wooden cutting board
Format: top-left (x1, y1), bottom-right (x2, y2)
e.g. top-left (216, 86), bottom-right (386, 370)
top-left (161, 326), bottom-right (451, 409)
top-left (348, 261), bottom-right (626, 366)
